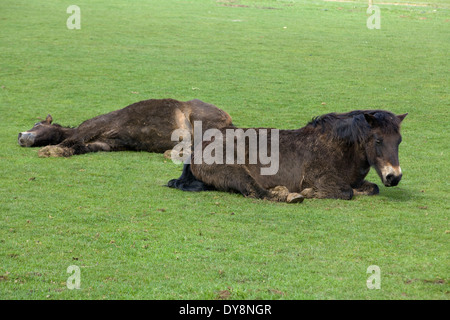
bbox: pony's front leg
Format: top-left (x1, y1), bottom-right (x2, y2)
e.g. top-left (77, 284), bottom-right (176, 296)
top-left (38, 145), bottom-right (74, 157)
top-left (37, 140), bottom-right (98, 158)
top-left (301, 186), bottom-right (354, 200)
top-left (268, 186), bottom-right (304, 203)
top-left (86, 141), bottom-right (111, 153)
top-left (352, 180), bottom-right (379, 196)
top-left (37, 137), bottom-right (85, 157)
top-left (300, 178), bottom-right (354, 200)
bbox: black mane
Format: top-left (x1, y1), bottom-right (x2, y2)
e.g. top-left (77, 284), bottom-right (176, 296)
top-left (307, 110), bottom-right (401, 144)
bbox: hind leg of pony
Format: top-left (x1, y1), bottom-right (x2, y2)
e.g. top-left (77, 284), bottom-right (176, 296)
top-left (353, 180), bottom-right (379, 196)
top-left (241, 181), bottom-right (304, 203)
top-left (200, 166), bottom-right (271, 200)
top-left (192, 165), bottom-right (303, 203)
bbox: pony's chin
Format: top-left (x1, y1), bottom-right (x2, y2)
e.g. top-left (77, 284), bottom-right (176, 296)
top-left (379, 166), bottom-right (403, 187)
top-left (382, 176), bottom-right (402, 187)
top-left (384, 181), bottom-right (400, 187)
top-left (18, 132), bottom-right (36, 147)
top-left (18, 140), bottom-right (34, 147)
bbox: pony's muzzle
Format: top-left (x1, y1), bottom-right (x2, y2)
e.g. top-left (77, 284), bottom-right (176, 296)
top-left (385, 173), bottom-right (402, 187)
top-left (381, 165), bottom-right (402, 187)
top-left (18, 132), bottom-right (36, 147)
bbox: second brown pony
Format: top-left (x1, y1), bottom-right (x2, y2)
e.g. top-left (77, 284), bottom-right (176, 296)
top-left (18, 98), bottom-right (233, 157)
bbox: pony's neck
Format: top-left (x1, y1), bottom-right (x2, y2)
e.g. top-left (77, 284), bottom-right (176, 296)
top-left (353, 143), bottom-right (371, 177)
top-left (336, 142), bottom-right (371, 179)
top-left (59, 126), bottom-right (77, 141)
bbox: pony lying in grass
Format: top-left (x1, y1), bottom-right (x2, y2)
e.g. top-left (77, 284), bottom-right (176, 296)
top-left (168, 110), bottom-right (407, 202)
top-left (18, 98), bottom-right (233, 157)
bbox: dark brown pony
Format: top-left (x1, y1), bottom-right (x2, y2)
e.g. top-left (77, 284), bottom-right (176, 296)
top-left (168, 110), bottom-right (407, 202)
top-left (18, 98), bottom-right (233, 157)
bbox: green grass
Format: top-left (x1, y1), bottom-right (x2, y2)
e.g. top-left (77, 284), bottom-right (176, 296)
top-left (0, 0), bottom-right (448, 299)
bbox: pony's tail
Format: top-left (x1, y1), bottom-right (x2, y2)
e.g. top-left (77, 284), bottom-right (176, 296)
top-left (167, 163), bottom-right (213, 192)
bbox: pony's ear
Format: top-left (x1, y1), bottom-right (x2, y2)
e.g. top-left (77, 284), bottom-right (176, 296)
top-left (397, 113), bottom-right (408, 122)
top-left (363, 113), bottom-right (377, 127)
top-left (45, 114), bottom-right (53, 124)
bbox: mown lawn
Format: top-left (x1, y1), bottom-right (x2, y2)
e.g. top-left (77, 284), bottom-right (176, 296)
top-left (0, 0), bottom-right (448, 299)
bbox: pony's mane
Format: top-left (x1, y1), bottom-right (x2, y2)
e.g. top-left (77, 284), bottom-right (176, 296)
top-left (52, 123), bottom-right (76, 129)
top-left (307, 110), bottom-right (401, 144)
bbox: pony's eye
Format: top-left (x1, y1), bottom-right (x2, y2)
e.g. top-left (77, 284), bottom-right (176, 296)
top-left (375, 139), bottom-right (382, 145)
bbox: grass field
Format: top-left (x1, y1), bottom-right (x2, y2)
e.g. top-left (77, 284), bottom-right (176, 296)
top-left (0, 0), bottom-right (448, 300)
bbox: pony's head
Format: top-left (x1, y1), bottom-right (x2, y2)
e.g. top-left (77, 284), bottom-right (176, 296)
top-left (18, 115), bottom-right (70, 147)
top-left (362, 111), bottom-right (407, 187)
top-left (310, 110), bottom-right (407, 187)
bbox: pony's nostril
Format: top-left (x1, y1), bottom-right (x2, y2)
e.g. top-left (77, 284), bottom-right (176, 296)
top-left (18, 132), bottom-right (35, 146)
top-left (385, 173), bottom-right (401, 187)
top-left (18, 133), bottom-right (25, 145)
top-left (386, 173), bottom-right (394, 183)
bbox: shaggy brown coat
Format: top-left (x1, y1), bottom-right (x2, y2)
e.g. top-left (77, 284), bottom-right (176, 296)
top-left (18, 98), bottom-right (233, 157)
top-left (168, 110), bottom-right (407, 202)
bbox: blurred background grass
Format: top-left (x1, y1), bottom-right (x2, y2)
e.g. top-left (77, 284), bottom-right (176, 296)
top-left (0, 0), bottom-right (448, 299)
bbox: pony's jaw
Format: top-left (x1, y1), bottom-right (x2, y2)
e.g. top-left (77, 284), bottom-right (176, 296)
top-left (380, 164), bottom-right (402, 187)
top-left (18, 132), bottom-right (36, 147)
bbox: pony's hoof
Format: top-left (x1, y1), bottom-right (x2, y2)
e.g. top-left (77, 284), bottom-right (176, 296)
top-left (286, 193), bottom-right (304, 204)
top-left (38, 146), bottom-right (73, 158)
top-left (163, 149), bottom-right (172, 159)
top-left (300, 188), bottom-right (314, 198)
top-left (272, 186), bottom-right (289, 193)
top-left (163, 149), bottom-right (187, 163)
